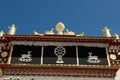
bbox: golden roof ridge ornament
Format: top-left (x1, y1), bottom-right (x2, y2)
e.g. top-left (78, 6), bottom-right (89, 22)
top-left (64, 29), bottom-right (75, 35)
top-left (77, 32), bottom-right (84, 37)
top-left (34, 30), bottom-right (43, 36)
top-left (102, 26), bottom-right (111, 37)
top-left (55, 22), bottom-right (65, 35)
top-left (45, 28), bottom-right (54, 35)
top-left (8, 24), bottom-right (16, 35)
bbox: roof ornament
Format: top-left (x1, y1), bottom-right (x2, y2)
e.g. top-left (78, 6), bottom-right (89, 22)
top-left (114, 33), bottom-right (119, 39)
top-left (19, 51), bottom-right (32, 62)
top-left (102, 26), bottom-right (111, 37)
top-left (77, 32), bottom-right (84, 37)
top-left (8, 24), bottom-right (16, 35)
top-left (34, 30), bottom-right (43, 36)
top-left (0, 31), bottom-right (4, 37)
top-left (45, 28), bottom-right (54, 35)
top-left (87, 52), bottom-right (101, 64)
top-left (64, 29), bottom-right (75, 35)
top-left (55, 22), bottom-right (65, 35)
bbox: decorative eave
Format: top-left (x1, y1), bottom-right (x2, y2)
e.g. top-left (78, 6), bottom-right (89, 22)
top-left (3, 35), bottom-right (116, 44)
top-left (0, 63), bottom-right (119, 70)
top-left (1, 64), bottom-right (119, 69)
top-left (1, 64), bottom-right (118, 78)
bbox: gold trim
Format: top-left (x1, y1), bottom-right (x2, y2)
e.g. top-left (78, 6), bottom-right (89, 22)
top-left (1, 51), bottom-right (8, 58)
top-left (110, 54), bottom-right (117, 60)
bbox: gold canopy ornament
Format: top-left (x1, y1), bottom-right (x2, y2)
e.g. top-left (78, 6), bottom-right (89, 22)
top-left (8, 24), bottom-right (16, 35)
top-left (55, 22), bottom-right (65, 35)
top-left (102, 26), bottom-right (111, 37)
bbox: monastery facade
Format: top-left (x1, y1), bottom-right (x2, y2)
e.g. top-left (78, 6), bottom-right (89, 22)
top-left (0, 22), bottom-right (120, 80)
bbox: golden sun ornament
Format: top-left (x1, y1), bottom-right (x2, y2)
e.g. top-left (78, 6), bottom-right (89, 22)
top-left (110, 54), bottom-right (117, 60)
top-left (1, 52), bottom-right (8, 58)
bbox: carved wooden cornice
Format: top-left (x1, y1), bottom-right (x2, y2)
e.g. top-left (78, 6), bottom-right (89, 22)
top-left (4, 35), bottom-right (116, 44)
top-left (1, 64), bottom-right (117, 78)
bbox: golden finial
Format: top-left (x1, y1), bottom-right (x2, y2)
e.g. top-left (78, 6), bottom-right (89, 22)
top-left (0, 31), bottom-right (4, 37)
top-left (102, 26), bottom-right (111, 37)
top-left (55, 22), bottom-right (65, 35)
top-left (8, 24), bottom-right (16, 35)
top-left (114, 33), bottom-right (119, 39)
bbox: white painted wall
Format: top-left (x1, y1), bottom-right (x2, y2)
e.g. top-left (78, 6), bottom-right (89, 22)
top-left (115, 69), bottom-right (120, 80)
top-left (1, 76), bottom-right (115, 80)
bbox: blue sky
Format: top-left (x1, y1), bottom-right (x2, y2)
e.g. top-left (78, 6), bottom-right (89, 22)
top-left (0, 0), bottom-right (120, 36)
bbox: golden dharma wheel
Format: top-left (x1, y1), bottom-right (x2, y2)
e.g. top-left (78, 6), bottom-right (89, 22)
top-left (110, 54), bottom-right (117, 60)
top-left (1, 51), bottom-right (8, 58)
top-left (55, 22), bottom-right (65, 35)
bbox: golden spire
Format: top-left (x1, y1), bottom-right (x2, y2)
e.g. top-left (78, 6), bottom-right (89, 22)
top-left (8, 24), bottom-right (16, 35)
top-left (102, 26), bottom-right (111, 37)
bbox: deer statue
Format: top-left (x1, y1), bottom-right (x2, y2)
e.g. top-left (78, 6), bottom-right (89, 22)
top-left (102, 26), bottom-right (111, 37)
top-left (21, 51), bottom-right (32, 58)
top-left (34, 30), bottom-right (43, 36)
top-left (88, 52), bottom-right (98, 60)
top-left (45, 28), bottom-right (54, 35)
top-left (64, 29), bottom-right (75, 35)
top-left (77, 32), bottom-right (84, 36)
top-left (19, 51), bottom-right (32, 62)
top-left (87, 52), bottom-right (100, 63)
top-left (8, 24), bottom-right (16, 35)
